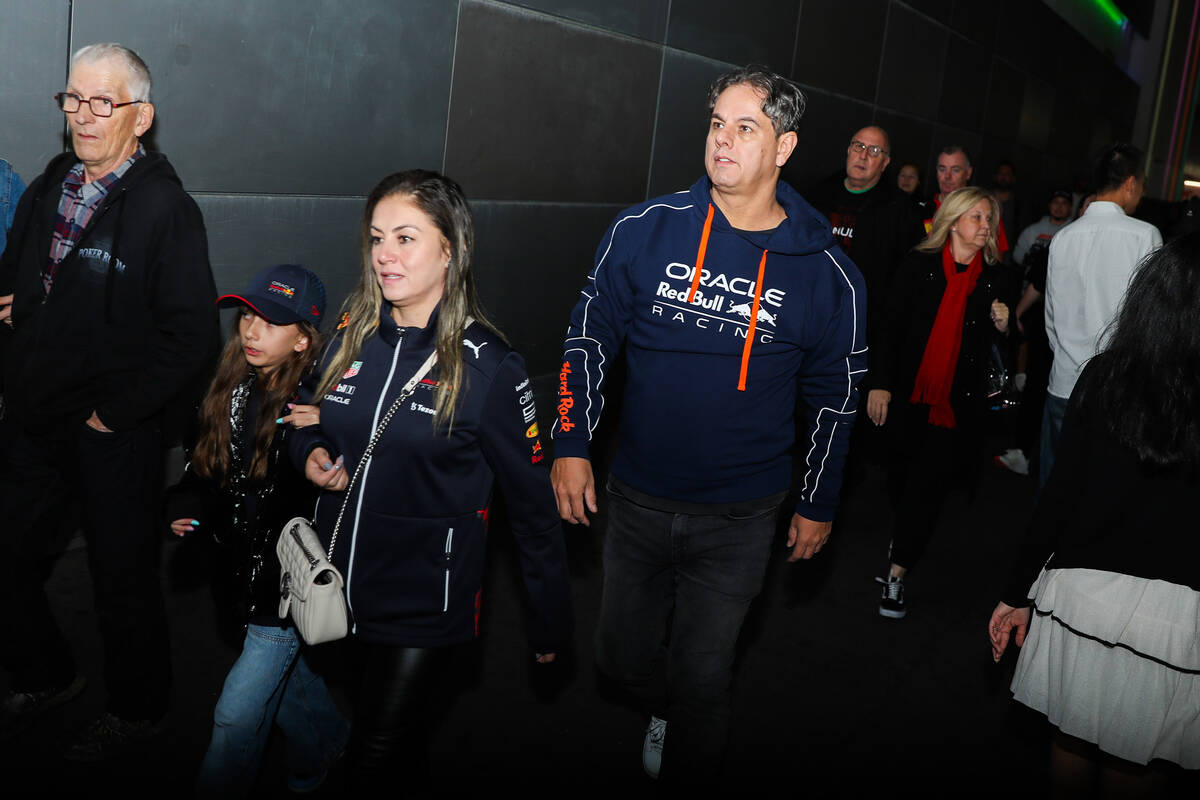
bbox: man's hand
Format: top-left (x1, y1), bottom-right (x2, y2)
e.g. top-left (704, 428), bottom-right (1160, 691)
top-left (0, 293), bottom-right (12, 326)
top-left (866, 389), bottom-right (891, 426)
top-left (86, 411), bottom-right (113, 433)
top-left (551, 457), bottom-right (597, 526)
top-left (786, 514), bottom-right (831, 561)
top-left (304, 446), bottom-right (347, 491)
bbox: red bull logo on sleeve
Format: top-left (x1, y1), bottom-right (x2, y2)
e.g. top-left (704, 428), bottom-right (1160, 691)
top-left (557, 362), bottom-right (575, 432)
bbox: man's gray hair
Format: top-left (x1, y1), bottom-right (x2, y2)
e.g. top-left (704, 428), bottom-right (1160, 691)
top-left (71, 43), bottom-right (152, 102)
top-left (707, 65), bottom-right (806, 136)
top-left (939, 144), bottom-right (972, 167)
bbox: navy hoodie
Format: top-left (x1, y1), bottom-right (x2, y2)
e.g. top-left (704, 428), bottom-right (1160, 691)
top-left (290, 306), bottom-right (571, 651)
top-left (552, 177), bottom-right (866, 521)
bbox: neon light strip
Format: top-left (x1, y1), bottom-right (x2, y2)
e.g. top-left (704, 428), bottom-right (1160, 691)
top-left (1093, 0), bottom-right (1128, 27)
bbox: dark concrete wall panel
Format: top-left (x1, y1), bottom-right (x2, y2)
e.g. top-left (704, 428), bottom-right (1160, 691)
top-left (505, 0), bottom-right (669, 41)
top-left (938, 34), bottom-right (989, 132)
top-left (784, 90), bottom-right (874, 193)
top-left (0, 0), bottom-right (70, 179)
top-left (195, 195), bottom-right (364, 317)
top-left (666, 0), bottom-right (800, 73)
top-left (71, 0), bottom-right (457, 195)
top-left (794, 0), bottom-right (887, 103)
top-left (876, 5), bottom-right (947, 120)
top-left (1017, 77), bottom-right (1055, 151)
top-left (471, 201), bottom-right (624, 376)
top-left (905, 0), bottom-right (952, 24)
top-left (874, 110), bottom-right (935, 184)
top-left (984, 59), bottom-right (1025, 143)
top-left (646, 50), bottom-right (734, 198)
top-left (950, 1), bottom-right (999, 47)
top-left (445, 2), bottom-right (659, 203)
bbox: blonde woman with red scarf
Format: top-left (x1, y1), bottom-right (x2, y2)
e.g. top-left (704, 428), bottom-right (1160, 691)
top-left (867, 187), bottom-right (1015, 620)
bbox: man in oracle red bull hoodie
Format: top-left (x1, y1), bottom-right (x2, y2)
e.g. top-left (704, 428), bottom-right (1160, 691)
top-left (551, 66), bottom-right (866, 784)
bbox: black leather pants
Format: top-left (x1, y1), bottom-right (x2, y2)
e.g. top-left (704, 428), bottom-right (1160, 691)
top-left (345, 643), bottom-right (449, 794)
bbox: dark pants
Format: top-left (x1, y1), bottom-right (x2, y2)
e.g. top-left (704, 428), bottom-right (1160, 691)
top-left (886, 409), bottom-right (961, 571)
top-left (0, 419), bottom-right (170, 721)
top-left (1039, 393), bottom-right (1069, 490)
top-left (345, 643), bottom-right (449, 794)
top-left (594, 487), bottom-right (777, 784)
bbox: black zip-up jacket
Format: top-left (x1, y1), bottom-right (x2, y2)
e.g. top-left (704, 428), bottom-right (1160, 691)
top-left (0, 151), bottom-right (218, 434)
top-left (166, 375), bottom-right (318, 631)
top-left (289, 306), bottom-right (571, 652)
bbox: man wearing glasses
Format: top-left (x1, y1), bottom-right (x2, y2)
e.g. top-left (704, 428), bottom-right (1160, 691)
top-left (0, 43), bottom-right (217, 757)
top-left (807, 127), bottom-right (923, 478)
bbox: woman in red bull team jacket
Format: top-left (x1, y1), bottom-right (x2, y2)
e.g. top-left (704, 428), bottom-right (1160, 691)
top-left (289, 170), bottom-right (571, 793)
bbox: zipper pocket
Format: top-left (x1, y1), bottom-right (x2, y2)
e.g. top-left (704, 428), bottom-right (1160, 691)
top-left (289, 523), bottom-right (321, 569)
top-left (443, 527), bottom-right (454, 612)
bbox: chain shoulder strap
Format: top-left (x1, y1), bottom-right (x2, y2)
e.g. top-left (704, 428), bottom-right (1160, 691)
top-left (324, 316), bottom-right (474, 560)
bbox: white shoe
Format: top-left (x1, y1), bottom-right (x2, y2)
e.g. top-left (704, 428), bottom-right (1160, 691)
top-left (994, 448), bottom-right (1029, 476)
top-left (642, 716), bottom-right (667, 779)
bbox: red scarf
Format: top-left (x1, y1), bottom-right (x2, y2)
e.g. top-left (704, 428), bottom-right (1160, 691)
top-left (909, 243), bottom-right (983, 428)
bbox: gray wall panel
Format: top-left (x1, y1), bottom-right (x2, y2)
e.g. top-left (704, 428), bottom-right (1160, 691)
top-left (445, 1), bottom-right (660, 203)
top-left (471, 201), bottom-right (622, 376)
top-left (71, 0), bottom-right (457, 195)
top-left (0, 0), bottom-right (70, 179)
top-left (194, 194), bottom-right (364, 319)
top-left (504, 0), bottom-right (669, 41)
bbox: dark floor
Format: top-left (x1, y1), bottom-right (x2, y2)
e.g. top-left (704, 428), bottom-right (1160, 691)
top-left (2, 419), bottom-right (1196, 797)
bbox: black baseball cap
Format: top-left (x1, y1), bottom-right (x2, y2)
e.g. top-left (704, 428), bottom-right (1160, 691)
top-left (216, 264), bottom-right (326, 326)
top-left (1050, 188), bottom-right (1072, 201)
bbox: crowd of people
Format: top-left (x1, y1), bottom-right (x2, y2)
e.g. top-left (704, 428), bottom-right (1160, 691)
top-left (0, 41), bottom-right (1195, 795)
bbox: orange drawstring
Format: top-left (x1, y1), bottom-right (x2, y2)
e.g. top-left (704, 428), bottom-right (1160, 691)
top-left (686, 204), bottom-right (715, 303)
top-left (737, 250), bottom-right (768, 391)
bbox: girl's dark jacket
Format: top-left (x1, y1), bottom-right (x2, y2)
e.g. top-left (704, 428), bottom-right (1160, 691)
top-left (166, 375), bottom-right (318, 630)
top-left (289, 306), bottom-right (571, 653)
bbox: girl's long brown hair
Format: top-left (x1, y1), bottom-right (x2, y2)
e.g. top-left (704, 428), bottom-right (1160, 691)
top-left (193, 310), bottom-right (322, 485)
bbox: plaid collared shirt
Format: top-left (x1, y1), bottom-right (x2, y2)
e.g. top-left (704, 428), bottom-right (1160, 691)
top-left (44, 144), bottom-right (145, 294)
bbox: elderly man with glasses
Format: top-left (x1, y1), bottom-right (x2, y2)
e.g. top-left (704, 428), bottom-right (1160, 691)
top-left (0, 42), bottom-right (217, 757)
top-left (807, 126), bottom-right (925, 480)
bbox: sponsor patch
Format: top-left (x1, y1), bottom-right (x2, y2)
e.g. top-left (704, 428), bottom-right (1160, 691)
top-left (530, 439), bottom-right (544, 464)
top-left (525, 422), bottom-right (539, 439)
top-left (268, 280), bottom-right (295, 298)
top-left (337, 311), bottom-right (350, 330)
top-left (556, 362), bottom-right (575, 432)
top-left (343, 361), bottom-right (363, 379)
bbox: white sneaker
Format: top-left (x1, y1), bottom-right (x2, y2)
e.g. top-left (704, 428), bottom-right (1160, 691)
top-left (993, 448), bottom-right (1029, 476)
top-left (642, 716), bottom-right (667, 779)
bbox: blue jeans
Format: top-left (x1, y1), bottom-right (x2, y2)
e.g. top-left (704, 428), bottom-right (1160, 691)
top-left (1039, 393), bottom-right (1069, 490)
top-left (595, 486), bottom-right (778, 783)
top-left (196, 625), bottom-right (348, 797)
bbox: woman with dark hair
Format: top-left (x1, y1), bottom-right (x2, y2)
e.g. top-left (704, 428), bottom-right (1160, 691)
top-left (289, 170), bottom-right (571, 790)
top-left (166, 264), bottom-right (349, 795)
top-left (869, 187), bottom-right (1014, 619)
top-left (990, 230), bottom-right (1200, 792)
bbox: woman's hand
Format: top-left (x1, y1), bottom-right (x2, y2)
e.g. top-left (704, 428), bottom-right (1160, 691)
top-left (988, 601), bottom-right (1031, 663)
top-left (535, 653), bottom-right (557, 664)
top-left (170, 518), bottom-right (200, 537)
top-left (305, 447), bottom-right (347, 491)
top-left (867, 389), bottom-right (891, 426)
top-left (990, 299), bottom-right (1010, 333)
top-left (279, 403), bottom-right (320, 428)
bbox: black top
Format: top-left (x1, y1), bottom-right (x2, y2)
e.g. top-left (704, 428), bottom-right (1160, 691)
top-left (1002, 356), bottom-right (1200, 606)
top-left (0, 150), bottom-right (218, 436)
top-left (807, 173), bottom-right (925, 392)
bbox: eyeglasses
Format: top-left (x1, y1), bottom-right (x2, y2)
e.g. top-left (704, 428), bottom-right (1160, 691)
top-left (55, 92), bottom-right (143, 118)
top-left (849, 140), bottom-right (889, 159)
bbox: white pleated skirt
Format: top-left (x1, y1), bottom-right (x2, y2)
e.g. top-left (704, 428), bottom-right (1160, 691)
top-left (1010, 568), bottom-right (1200, 768)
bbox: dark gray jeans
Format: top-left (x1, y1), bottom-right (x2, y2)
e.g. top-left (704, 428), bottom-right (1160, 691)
top-left (595, 485), bottom-right (778, 783)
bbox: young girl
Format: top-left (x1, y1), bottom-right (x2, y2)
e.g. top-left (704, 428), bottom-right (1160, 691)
top-left (166, 264), bottom-right (348, 796)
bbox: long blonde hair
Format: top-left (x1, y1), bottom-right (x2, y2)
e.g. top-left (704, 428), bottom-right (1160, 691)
top-left (317, 170), bottom-right (499, 431)
top-left (916, 187), bottom-right (1001, 264)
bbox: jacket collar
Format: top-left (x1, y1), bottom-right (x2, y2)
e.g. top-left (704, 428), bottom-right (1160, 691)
top-left (377, 301), bottom-right (441, 350)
